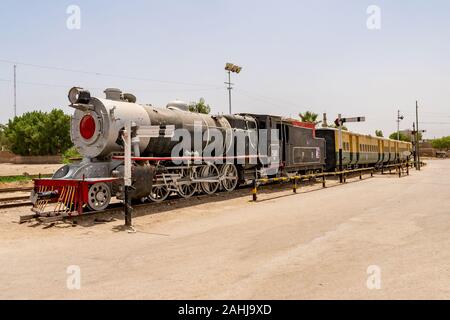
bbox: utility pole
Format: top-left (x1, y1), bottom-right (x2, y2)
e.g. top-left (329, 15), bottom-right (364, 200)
top-left (412, 122), bottom-right (417, 166)
top-left (415, 101), bottom-right (420, 171)
top-left (13, 65), bottom-right (17, 118)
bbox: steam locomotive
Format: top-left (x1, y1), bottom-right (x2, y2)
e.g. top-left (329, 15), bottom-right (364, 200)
top-left (31, 87), bottom-right (411, 216)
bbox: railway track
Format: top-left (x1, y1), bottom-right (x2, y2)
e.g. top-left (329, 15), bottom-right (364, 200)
top-left (15, 163), bottom-right (419, 225)
top-left (0, 195), bottom-right (32, 210)
top-left (0, 187), bottom-right (34, 209)
top-left (18, 177), bottom-right (339, 224)
top-left (0, 187), bottom-right (33, 194)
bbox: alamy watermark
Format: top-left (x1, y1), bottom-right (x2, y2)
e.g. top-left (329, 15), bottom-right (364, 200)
top-left (366, 5), bottom-right (381, 30)
top-left (366, 265), bottom-right (381, 290)
top-left (66, 265), bottom-right (81, 290)
top-left (66, 5), bottom-right (81, 30)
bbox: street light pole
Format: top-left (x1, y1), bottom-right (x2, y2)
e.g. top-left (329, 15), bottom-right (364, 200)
top-left (224, 63), bottom-right (242, 115)
top-left (227, 70), bottom-right (232, 114)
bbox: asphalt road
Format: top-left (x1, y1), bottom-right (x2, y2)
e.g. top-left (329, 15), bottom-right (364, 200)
top-left (1, 160), bottom-right (449, 299)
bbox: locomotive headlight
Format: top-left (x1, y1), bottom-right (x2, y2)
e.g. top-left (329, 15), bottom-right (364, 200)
top-left (79, 114), bottom-right (96, 140)
top-left (68, 87), bottom-right (91, 104)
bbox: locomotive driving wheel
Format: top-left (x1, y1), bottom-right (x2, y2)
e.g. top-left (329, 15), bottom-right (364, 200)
top-left (148, 183), bottom-right (170, 203)
top-left (219, 164), bottom-right (238, 192)
top-left (177, 168), bottom-right (198, 198)
top-left (200, 164), bottom-right (220, 194)
top-left (87, 182), bottom-right (111, 211)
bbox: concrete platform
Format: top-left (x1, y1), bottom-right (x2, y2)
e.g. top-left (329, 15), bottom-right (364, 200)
top-left (0, 160), bottom-right (449, 299)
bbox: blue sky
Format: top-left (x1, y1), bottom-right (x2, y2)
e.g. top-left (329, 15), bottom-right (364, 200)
top-left (0, 0), bottom-right (449, 138)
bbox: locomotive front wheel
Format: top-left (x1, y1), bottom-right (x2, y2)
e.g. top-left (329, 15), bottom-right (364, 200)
top-left (219, 164), bottom-right (238, 192)
top-left (87, 182), bottom-right (111, 211)
top-left (200, 164), bottom-right (220, 194)
top-left (148, 183), bottom-right (170, 203)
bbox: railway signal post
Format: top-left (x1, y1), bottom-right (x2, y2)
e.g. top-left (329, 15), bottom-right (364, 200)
top-left (335, 115), bottom-right (366, 183)
top-left (123, 122), bottom-right (134, 229)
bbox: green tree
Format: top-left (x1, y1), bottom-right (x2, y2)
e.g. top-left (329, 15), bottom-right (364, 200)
top-left (375, 130), bottom-right (383, 137)
top-left (189, 98), bottom-right (211, 114)
top-left (4, 109), bottom-right (72, 156)
top-left (389, 132), bottom-right (413, 142)
top-left (0, 124), bottom-right (10, 150)
top-left (432, 136), bottom-right (450, 150)
top-left (299, 111), bottom-right (321, 125)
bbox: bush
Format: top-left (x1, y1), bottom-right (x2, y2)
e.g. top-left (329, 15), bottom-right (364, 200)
top-left (4, 109), bottom-right (72, 156)
top-left (62, 146), bottom-right (81, 164)
top-left (432, 136), bottom-right (450, 150)
top-left (389, 132), bottom-right (411, 142)
top-left (0, 124), bottom-right (10, 150)
top-left (189, 98), bottom-right (211, 114)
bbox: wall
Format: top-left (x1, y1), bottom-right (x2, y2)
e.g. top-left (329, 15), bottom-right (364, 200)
top-left (0, 153), bottom-right (62, 164)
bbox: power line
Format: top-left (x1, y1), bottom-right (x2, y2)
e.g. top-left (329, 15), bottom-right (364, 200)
top-left (0, 77), bottom-right (223, 93)
top-left (0, 58), bottom-right (220, 88)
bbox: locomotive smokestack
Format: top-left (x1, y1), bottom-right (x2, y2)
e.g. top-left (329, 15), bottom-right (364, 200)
top-left (322, 113), bottom-right (328, 128)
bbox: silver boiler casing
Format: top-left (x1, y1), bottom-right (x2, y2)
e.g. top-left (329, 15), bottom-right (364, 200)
top-left (71, 96), bottom-right (239, 159)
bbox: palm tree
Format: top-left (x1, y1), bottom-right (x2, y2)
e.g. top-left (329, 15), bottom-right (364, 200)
top-left (375, 130), bottom-right (383, 137)
top-left (299, 111), bottom-right (321, 125)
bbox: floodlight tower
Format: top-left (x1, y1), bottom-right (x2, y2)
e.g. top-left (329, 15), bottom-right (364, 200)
top-left (225, 63), bottom-right (242, 114)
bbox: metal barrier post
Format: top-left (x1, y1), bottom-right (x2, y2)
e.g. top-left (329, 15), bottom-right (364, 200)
top-left (359, 170), bottom-right (362, 180)
top-left (252, 178), bottom-right (257, 202)
top-left (322, 174), bottom-right (326, 188)
top-left (407, 163), bottom-right (409, 175)
top-left (293, 177), bottom-right (297, 193)
top-left (398, 165), bottom-right (402, 178)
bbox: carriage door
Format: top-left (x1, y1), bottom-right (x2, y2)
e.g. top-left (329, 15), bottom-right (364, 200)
top-left (349, 134), bottom-right (354, 165)
top-left (266, 117), bottom-right (282, 175)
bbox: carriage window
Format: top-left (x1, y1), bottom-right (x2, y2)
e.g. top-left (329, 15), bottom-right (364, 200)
top-left (276, 124), bottom-right (282, 140)
top-left (284, 125), bottom-right (290, 143)
top-left (259, 120), bottom-right (266, 129)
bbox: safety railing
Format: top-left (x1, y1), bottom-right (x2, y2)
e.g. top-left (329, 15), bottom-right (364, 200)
top-left (251, 161), bottom-right (421, 201)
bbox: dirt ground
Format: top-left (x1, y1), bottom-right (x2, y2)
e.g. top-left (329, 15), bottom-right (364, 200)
top-left (0, 163), bottom-right (61, 177)
top-left (0, 160), bottom-right (449, 299)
